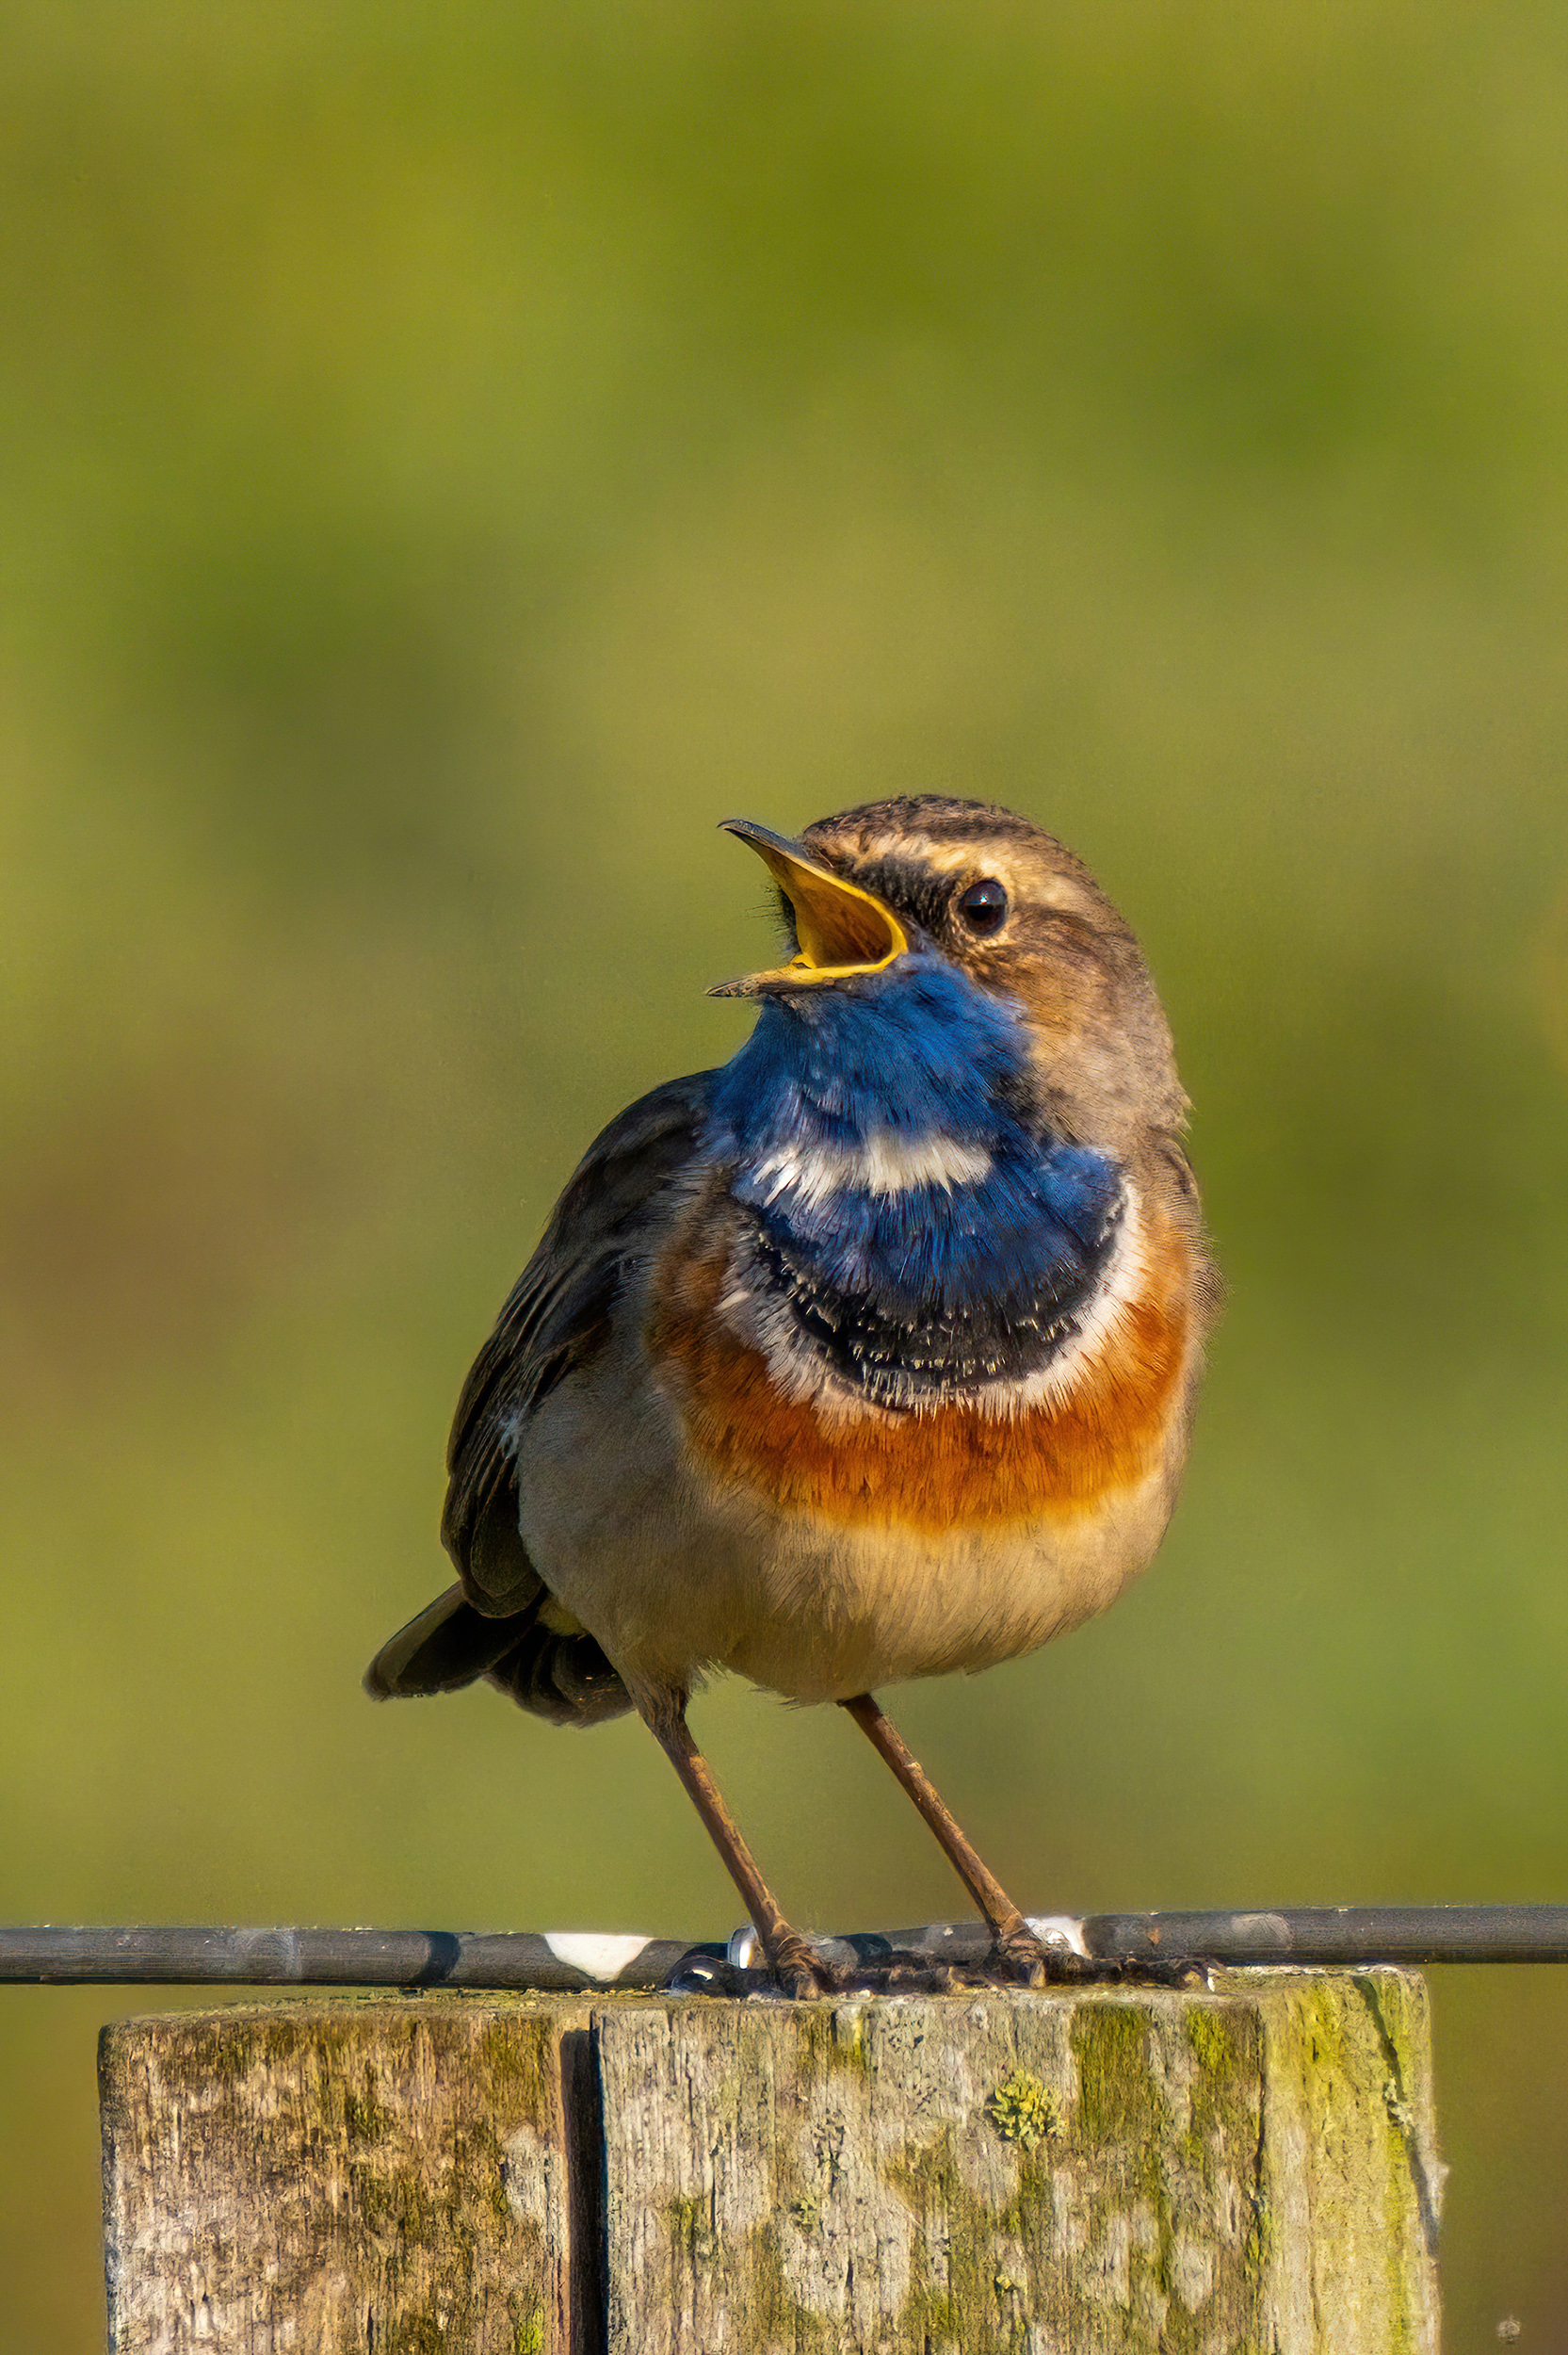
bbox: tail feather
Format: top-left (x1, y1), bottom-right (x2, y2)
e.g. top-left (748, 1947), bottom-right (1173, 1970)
top-left (364, 1581), bottom-right (632, 1728)
top-left (364, 1584), bottom-right (523, 1698)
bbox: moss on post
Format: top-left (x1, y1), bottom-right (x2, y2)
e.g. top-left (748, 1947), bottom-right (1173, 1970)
top-left (99, 1995), bottom-right (592, 2355)
top-left (101, 1970), bottom-right (1440, 2355)
top-left (596, 1972), bottom-right (1440, 2353)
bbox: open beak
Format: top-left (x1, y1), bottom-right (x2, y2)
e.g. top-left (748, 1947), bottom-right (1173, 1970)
top-left (711, 819), bottom-right (909, 997)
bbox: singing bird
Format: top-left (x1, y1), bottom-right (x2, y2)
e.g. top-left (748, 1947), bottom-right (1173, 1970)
top-left (366, 796), bottom-right (1217, 1992)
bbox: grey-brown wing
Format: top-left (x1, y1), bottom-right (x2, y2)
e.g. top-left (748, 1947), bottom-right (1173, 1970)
top-left (440, 1070), bottom-right (713, 1615)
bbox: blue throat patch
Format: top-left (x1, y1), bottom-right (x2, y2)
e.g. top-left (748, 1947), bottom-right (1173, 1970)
top-left (706, 956), bottom-right (1123, 1408)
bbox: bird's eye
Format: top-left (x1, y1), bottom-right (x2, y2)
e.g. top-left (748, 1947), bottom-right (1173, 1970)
top-left (956, 877), bottom-right (1009, 935)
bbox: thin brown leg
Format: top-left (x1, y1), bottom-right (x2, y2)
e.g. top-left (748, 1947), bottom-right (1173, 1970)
top-left (641, 1697), bottom-right (833, 1996)
top-left (841, 1693), bottom-right (1052, 1981)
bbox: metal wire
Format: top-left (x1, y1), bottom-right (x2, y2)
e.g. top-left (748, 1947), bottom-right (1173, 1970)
top-left (4, 1907), bottom-right (1567, 1991)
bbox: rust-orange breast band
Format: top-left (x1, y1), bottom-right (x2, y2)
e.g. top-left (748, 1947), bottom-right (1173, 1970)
top-left (646, 1216), bottom-right (1195, 1533)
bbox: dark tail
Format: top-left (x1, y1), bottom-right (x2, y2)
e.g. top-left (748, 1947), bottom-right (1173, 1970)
top-left (364, 1583), bottom-right (632, 1728)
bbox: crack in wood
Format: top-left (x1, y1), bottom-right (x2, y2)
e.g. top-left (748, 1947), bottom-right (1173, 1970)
top-left (99, 1973), bottom-right (1440, 2353)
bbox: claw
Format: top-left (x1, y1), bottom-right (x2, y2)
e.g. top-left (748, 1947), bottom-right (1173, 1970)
top-left (990, 1920), bottom-right (1088, 1988)
top-left (768, 1930), bottom-right (838, 1998)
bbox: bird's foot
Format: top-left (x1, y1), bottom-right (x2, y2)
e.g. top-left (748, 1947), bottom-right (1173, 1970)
top-left (1117, 1952), bottom-right (1213, 1990)
top-left (767, 1928), bottom-right (840, 1999)
top-left (986, 1922), bottom-right (1212, 1991)
top-left (987, 1916), bottom-right (1089, 1989)
top-left (658, 1925), bottom-right (842, 1998)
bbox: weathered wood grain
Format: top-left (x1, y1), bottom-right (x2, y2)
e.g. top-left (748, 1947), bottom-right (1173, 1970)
top-left (595, 1970), bottom-right (1441, 2354)
top-left (101, 1972), bottom-right (1440, 2355)
top-left (99, 1995), bottom-right (593, 2355)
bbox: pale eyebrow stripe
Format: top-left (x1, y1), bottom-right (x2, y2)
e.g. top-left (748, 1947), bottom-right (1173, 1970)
top-left (832, 833), bottom-right (1097, 917)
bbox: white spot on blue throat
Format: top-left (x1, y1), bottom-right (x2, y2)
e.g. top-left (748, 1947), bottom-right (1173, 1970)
top-left (705, 951), bottom-right (1131, 1409)
top-left (753, 1129), bottom-right (994, 1210)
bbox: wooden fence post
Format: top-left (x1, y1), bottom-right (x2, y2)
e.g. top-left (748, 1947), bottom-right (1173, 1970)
top-left (99, 1970), bottom-right (1442, 2354)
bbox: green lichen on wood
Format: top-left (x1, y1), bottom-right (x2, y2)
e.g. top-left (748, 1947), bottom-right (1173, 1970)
top-left (382, 2308), bottom-right (448, 2355)
top-left (659, 2189), bottom-right (832, 2353)
top-left (105, 1979), bottom-right (1439, 2355)
top-left (1353, 1972), bottom-right (1442, 2355)
top-left (621, 1979), bottom-right (1433, 2355)
top-left (1188, 1999), bottom-right (1248, 2081)
top-left (882, 2120), bottom-right (1017, 2352)
top-left (985, 2066), bottom-right (1061, 2147)
top-left (826, 1999), bottom-right (874, 2080)
top-left (103, 1995), bottom-right (589, 2355)
top-left (1073, 1996), bottom-right (1157, 2146)
top-left (773, 1993), bottom-right (875, 2087)
top-left (130, 2007), bottom-right (301, 2089)
top-left (1060, 1997), bottom-right (1263, 2353)
top-left (477, 2011), bottom-right (557, 2127)
top-left (342, 2072), bottom-right (396, 2145)
top-left (601, 1989), bottom-right (1285, 2355)
top-left (1219, 1967), bottom-right (1442, 2355)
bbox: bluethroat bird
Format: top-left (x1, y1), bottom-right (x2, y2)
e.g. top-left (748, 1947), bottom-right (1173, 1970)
top-left (367, 796), bottom-right (1217, 1994)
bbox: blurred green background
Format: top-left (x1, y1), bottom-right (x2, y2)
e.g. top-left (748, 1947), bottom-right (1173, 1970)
top-left (3, 1), bottom-right (1567, 2345)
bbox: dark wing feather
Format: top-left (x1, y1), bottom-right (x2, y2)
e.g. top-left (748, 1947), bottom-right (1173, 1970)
top-left (441, 1071), bottom-right (713, 1615)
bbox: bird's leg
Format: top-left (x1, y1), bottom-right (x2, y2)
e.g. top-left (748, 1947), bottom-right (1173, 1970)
top-left (641, 1695), bottom-right (834, 1997)
top-left (840, 1693), bottom-right (1057, 1983)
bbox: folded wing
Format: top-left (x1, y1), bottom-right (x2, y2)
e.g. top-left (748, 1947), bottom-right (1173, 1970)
top-left (365, 1071), bottom-right (714, 1726)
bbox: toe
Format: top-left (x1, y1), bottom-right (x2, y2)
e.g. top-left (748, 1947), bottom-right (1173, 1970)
top-left (769, 1931), bottom-right (837, 1998)
top-left (771, 1952), bottom-right (836, 1997)
top-left (991, 1925), bottom-right (1087, 1988)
